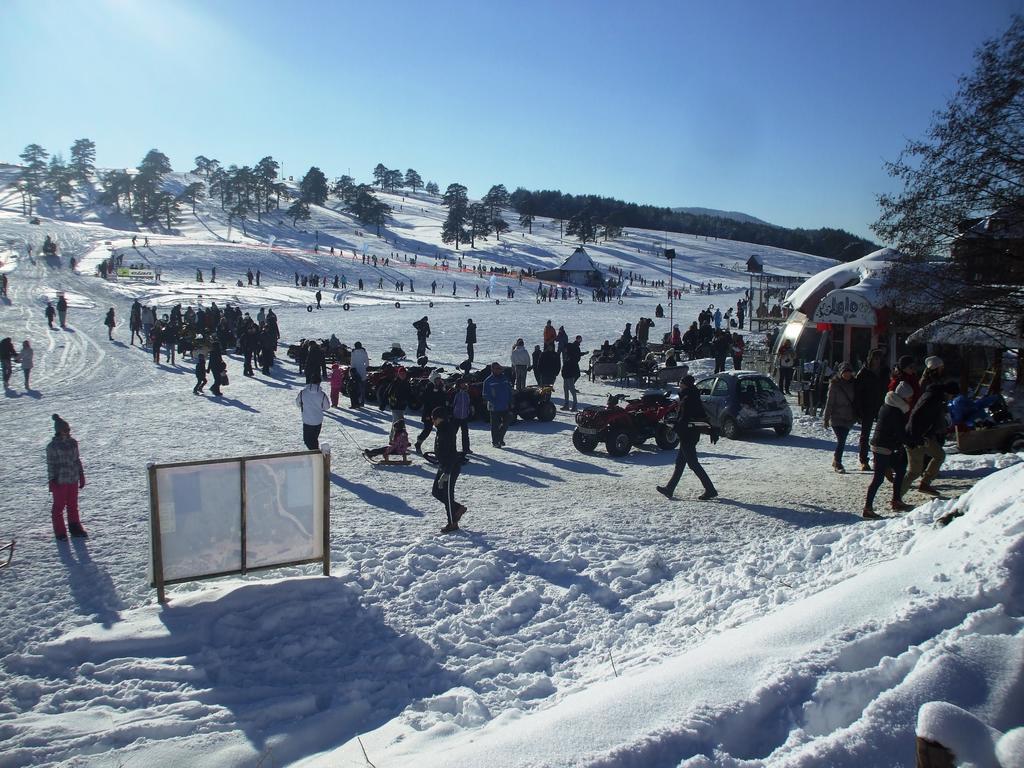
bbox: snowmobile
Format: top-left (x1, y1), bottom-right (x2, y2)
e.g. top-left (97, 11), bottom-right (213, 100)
top-left (572, 391), bottom-right (679, 456)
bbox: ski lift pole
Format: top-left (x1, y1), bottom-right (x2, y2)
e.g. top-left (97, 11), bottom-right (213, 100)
top-left (665, 248), bottom-right (676, 331)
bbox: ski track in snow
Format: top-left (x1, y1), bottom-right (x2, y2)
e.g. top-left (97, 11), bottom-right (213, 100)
top-left (0, 184), bottom-right (1021, 767)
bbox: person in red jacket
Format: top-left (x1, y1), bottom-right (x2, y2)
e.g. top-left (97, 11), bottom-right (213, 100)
top-left (46, 414), bottom-right (87, 540)
top-left (887, 355), bottom-right (921, 408)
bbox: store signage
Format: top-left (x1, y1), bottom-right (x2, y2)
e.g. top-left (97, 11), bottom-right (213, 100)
top-left (812, 289), bottom-right (877, 326)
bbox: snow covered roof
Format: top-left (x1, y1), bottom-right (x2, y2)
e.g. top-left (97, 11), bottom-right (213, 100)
top-left (908, 303), bottom-right (1024, 348)
top-left (785, 247), bottom-right (902, 316)
top-left (558, 247), bottom-right (603, 274)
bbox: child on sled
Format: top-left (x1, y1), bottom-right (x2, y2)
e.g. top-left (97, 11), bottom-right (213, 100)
top-left (364, 419), bottom-right (411, 462)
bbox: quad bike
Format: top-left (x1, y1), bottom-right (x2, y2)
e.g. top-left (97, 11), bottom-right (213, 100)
top-left (572, 391), bottom-right (679, 456)
top-left (511, 385), bottom-right (557, 422)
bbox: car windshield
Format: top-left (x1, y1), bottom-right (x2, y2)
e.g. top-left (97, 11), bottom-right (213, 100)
top-left (739, 377), bottom-right (782, 409)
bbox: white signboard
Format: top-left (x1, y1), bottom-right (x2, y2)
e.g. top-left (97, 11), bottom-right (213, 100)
top-left (812, 289), bottom-right (877, 326)
top-left (116, 267), bottom-right (157, 281)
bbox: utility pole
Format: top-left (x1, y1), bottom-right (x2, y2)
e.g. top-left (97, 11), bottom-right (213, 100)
top-left (665, 248), bottom-right (676, 331)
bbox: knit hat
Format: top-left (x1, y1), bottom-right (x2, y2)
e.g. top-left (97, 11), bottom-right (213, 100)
top-left (898, 355), bottom-right (915, 370)
top-left (924, 355), bottom-right (944, 370)
top-left (52, 414), bottom-right (70, 434)
top-left (895, 381), bottom-right (915, 401)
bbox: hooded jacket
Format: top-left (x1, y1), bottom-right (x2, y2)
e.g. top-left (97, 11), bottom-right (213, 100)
top-left (870, 392), bottom-right (911, 454)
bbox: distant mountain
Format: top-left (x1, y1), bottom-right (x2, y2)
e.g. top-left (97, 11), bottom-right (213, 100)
top-left (671, 207), bottom-right (769, 226)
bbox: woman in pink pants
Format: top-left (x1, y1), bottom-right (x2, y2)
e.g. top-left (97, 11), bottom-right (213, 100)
top-left (46, 414), bottom-right (87, 540)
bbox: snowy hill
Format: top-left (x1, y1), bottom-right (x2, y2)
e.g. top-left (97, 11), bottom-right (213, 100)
top-left (0, 167), bottom-right (1021, 768)
top-left (672, 206), bottom-right (770, 226)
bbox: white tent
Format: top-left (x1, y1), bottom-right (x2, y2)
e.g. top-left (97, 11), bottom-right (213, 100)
top-left (535, 247), bottom-right (604, 286)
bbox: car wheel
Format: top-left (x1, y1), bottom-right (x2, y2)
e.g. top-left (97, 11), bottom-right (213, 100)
top-left (572, 430), bottom-right (598, 453)
top-left (774, 423), bottom-right (792, 437)
top-left (720, 416), bottom-right (739, 440)
top-left (1006, 432), bottom-right (1024, 453)
top-left (537, 401), bottom-right (557, 422)
top-left (606, 428), bottom-right (632, 456)
top-left (655, 422), bottom-right (679, 449)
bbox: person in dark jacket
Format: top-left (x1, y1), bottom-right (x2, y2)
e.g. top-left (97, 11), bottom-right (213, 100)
top-left (413, 316), bottom-right (431, 359)
top-left (193, 352), bottom-right (208, 394)
top-left (483, 362), bottom-right (514, 447)
top-left (387, 367), bottom-right (413, 423)
top-left (104, 308), bottom-right (116, 341)
top-left (466, 319), bottom-right (477, 364)
top-left (711, 330), bottom-right (731, 374)
top-left (537, 343), bottom-right (561, 387)
top-left (657, 375), bottom-right (719, 500)
top-left (887, 355), bottom-right (921, 408)
top-left (863, 381), bottom-right (915, 518)
top-left (561, 336), bottom-right (584, 410)
top-left (431, 407), bottom-right (466, 534)
top-left (304, 340), bottom-right (326, 384)
top-left (531, 345), bottom-right (542, 385)
top-left (822, 362), bottom-right (857, 472)
top-left (415, 374), bottom-right (448, 452)
top-left (854, 349), bottom-right (887, 471)
top-left (56, 294), bottom-right (69, 328)
top-left (208, 346), bottom-right (227, 396)
top-left (0, 337), bottom-right (16, 389)
top-left (902, 380), bottom-right (959, 496)
top-left (47, 414), bottom-right (87, 540)
top-left (44, 301), bottom-right (56, 329)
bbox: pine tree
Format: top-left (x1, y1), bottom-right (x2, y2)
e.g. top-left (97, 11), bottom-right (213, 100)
top-left (287, 199), bottom-right (311, 226)
top-left (441, 183), bottom-right (469, 249)
top-left (135, 149), bottom-right (172, 222)
top-left (346, 185), bottom-right (391, 236)
top-left (468, 203), bottom-right (491, 248)
top-left (492, 215), bottom-right (510, 240)
top-left (299, 167), bottom-right (329, 206)
top-left (518, 211), bottom-right (535, 234)
top-left (333, 174), bottom-right (356, 203)
top-left (566, 207), bottom-right (597, 244)
top-left (483, 184), bottom-right (509, 220)
top-left (18, 143), bottom-right (49, 216)
top-left (69, 139), bottom-right (96, 183)
top-left (230, 200), bottom-right (250, 235)
top-left (404, 169), bottom-right (423, 193)
top-left (425, 181), bottom-right (439, 196)
top-left (46, 155), bottom-right (73, 210)
top-left (155, 191), bottom-right (182, 229)
top-left (384, 168), bottom-right (403, 192)
top-left (179, 182), bottom-right (205, 214)
top-left (255, 156), bottom-right (280, 218)
top-left (372, 163), bottom-right (389, 189)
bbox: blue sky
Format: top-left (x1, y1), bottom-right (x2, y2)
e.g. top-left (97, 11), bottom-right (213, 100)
top-left (0, 0), bottom-right (1019, 241)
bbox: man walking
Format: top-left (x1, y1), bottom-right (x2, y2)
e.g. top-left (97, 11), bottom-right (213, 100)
top-left (854, 349), bottom-right (886, 471)
top-left (296, 377), bottom-right (331, 450)
top-left (483, 362), bottom-right (513, 448)
top-left (657, 375), bottom-right (719, 500)
top-left (430, 407), bottom-right (466, 534)
top-left (466, 318), bottom-right (477, 365)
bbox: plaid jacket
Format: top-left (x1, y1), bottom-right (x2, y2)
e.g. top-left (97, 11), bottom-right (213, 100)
top-left (46, 435), bottom-right (84, 485)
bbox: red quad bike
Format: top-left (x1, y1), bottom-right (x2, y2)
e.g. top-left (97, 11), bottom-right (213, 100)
top-left (573, 392), bottom-right (679, 456)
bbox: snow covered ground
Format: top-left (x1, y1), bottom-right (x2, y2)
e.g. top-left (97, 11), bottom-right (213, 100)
top-left (0, 176), bottom-right (1022, 767)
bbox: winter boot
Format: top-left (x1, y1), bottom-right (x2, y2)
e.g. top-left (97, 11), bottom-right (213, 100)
top-left (69, 523), bottom-right (88, 539)
top-left (698, 488), bottom-right (719, 501)
top-left (890, 498), bottom-right (913, 512)
top-left (440, 522), bottom-right (459, 534)
top-left (656, 485), bottom-right (673, 499)
top-left (862, 508), bottom-right (882, 520)
top-left (859, 461), bottom-right (872, 472)
top-left (832, 461), bottom-right (846, 474)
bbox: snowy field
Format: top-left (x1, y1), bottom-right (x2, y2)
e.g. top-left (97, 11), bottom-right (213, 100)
top-left (0, 178), bottom-right (1022, 767)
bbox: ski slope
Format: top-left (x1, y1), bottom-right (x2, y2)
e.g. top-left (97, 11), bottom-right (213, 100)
top-left (0, 171), bottom-right (1021, 767)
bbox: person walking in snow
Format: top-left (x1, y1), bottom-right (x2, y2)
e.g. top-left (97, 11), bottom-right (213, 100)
top-left (483, 362), bottom-right (513, 448)
top-left (47, 414), bottom-right (88, 540)
top-left (902, 376), bottom-right (959, 497)
top-left (561, 335), bottom-right (585, 411)
top-left (44, 301), bottom-right (56, 329)
top-left (349, 341), bottom-right (369, 408)
top-left (103, 308), bottom-right (116, 341)
top-left (207, 345), bottom-right (227, 397)
top-left (430, 407), bottom-right (466, 534)
top-left (56, 294), bottom-right (68, 329)
top-left (853, 349), bottom-right (887, 471)
top-left (193, 352), bottom-right (208, 395)
top-left (657, 375), bottom-right (719, 501)
top-left (0, 337), bottom-right (16, 389)
top-left (510, 339), bottom-right (531, 391)
top-left (19, 340), bottom-right (33, 389)
top-left (863, 381), bottom-right (916, 519)
top-left (0, 273), bottom-right (7, 298)
top-left (296, 377), bottom-right (331, 450)
top-left (466, 318), bottom-right (477, 365)
top-left (822, 362), bottom-right (857, 473)
top-left (415, 373), bottom-right (448, 453)
top-left (413, 316), bottom-right (431, 360)
top-left (315, 289), bottom-right (322, 310)
top-left (329, 363), bottom-right (344, 408)
top-left (129, 300), bottom-right (143, 345)
top-left (451, 378), bottom-right (473, 454)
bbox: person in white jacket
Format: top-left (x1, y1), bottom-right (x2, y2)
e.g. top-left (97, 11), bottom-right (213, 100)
top-left (349, 341), bottom-right (370, 408)
top-left (510, 338), bottom-right (531, 391)
top-left (296, 379), bottom-right (330, 450)
top-left (20, 340), bottom-right (33, 390)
